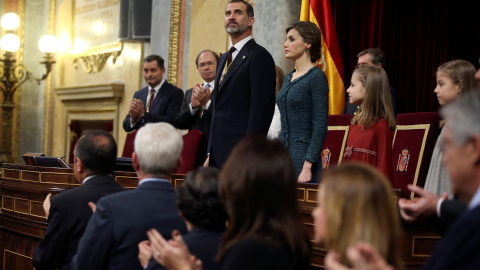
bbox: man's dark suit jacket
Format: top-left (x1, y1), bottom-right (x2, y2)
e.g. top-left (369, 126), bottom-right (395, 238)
top-left (175, 88), bottom-right (213, 165)
top-left (123, 81), bottom-right (184, 132)
top-left (423, 204), bottom-right (480, 269)
top-left (70, 179), bottom-right (187, 270)
top-left (207, 39), bottom-right (276, 168)
top-left (175, 87), bottom-right (212, 134)
top-left (32, 175), bottom-right (126, 270)
top-left (439, 199), bottom-right (466, 234)
top-left (146, 226), bottom-right (224, 270)
top-left (343, 86), bottom-right (398, 115)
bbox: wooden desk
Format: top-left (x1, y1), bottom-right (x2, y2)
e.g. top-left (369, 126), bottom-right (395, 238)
top-left (0, 164), bottom-right (439, 270)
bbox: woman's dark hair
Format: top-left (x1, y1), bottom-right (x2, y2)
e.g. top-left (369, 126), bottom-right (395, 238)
top-left (176, 167), bottom-right (227, 231)
top-left (286, 21), bottom-right (322, 63)
top-left (217, 136), bottom-right (310, 265)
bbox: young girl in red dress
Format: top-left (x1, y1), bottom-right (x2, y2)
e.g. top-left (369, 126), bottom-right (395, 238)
top-left (342, 65), bottom-right (396, 180)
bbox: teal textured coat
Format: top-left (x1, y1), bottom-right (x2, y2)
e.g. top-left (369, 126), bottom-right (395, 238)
top-left (277, 66), bottom-right (329, 182)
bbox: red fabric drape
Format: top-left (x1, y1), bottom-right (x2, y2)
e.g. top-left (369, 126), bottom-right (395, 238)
top-left (336, 0), bottom-right (480, 113)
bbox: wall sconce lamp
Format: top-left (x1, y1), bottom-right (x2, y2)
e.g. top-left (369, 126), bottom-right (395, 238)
top-left (0, 12), bottom-right (58, 165)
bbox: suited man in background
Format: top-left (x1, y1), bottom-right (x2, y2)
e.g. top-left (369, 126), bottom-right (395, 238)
top-left (123, 55), bottom-right (184, 132)
top-left (175, 50), bottom-right (219, 166)
top-left (205, 0), bottom-right (276, 168)
top-left (71, 123), bottom-right (187, 270)
top-left (33, 130), bottom-right (126, 270)
top-left (343, 48), bottom-right (399, 115)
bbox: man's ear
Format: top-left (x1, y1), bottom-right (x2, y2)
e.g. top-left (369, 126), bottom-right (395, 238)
top-left (248, 16), bottom-right (255, 27)
top-left (76, 157), bottom-right (84, 173)
top-left (470, 135), bottom-right (480, 165)
top-left (132, 152), bottom-right (140, 172)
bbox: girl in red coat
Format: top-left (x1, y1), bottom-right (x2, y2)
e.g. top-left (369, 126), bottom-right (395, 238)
top-left (342, 65), bottom-right (396, 180)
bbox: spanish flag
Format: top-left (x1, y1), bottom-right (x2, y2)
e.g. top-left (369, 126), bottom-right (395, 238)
top-left (301, 0), bottom-right (345, 115)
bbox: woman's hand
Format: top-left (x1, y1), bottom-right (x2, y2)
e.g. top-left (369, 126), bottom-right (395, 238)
top-left (298, 161), bottom-right (312, 183)
top-left (147, 229), bottom-right (202, 270)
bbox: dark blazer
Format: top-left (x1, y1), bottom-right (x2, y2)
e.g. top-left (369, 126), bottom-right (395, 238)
top-left (423, 204), bottom-right (480, 270)
top-left (32, 175), bottom-right (126, 270)
top-left (174, 87), bottom-right (213, 134)
top-left (146, 227), bottom-right (224, 270)
top-left (175, 87), bottom-right (213, 165)
top-left (207, 39), bottom-right (276, 168)
top-left (70, 180), bottom-right (187, 270)
top-left (219, 238), bottom-right (310, 270)
top-left (123, 81), bottom-right (184, 132)
top-left (343, 86), bottom-right (398, 115)
top-left (439, 199), bottom-right (466, 234)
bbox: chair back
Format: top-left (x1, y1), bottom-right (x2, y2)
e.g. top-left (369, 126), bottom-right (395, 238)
top-left (321, 115), bottom-right (354, 169)
top-left (392, 112), bottom-right (441, 198)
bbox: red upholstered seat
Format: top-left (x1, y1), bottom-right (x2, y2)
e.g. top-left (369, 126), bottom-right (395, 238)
top-left (391, 112), bottom-right (441, 198)
top-left (175, 129), bottom-right (204, 174)
top-left (122, 129), bottom-right (138, 158)
top-left (321, 115), bottom-right (354, 169)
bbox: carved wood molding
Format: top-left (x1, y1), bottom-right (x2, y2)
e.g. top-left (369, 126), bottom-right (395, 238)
top-left (70, 42), bottom-right (123, 74)
top-left (168, 0), bottom-right (181, 85)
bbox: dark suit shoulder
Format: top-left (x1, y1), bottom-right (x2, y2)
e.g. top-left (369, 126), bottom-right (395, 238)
top-left (162, 81), bottom-right (183, 94)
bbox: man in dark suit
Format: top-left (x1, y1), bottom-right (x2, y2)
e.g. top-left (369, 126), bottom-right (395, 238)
top-left (71, 123), bottom-right (187, 270)
top-left (175, 50), bottom-right (219, 166)
top-left (205, 0), bottom-right (276, 168)
top-left (32, 130), bottom-right (126, 270)
top-left (123, 55), bottom-right (184, 132)
top-left (343, 48), bottom-right (399, 115)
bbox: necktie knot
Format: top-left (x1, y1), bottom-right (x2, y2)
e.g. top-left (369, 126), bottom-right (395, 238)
top-left (226, 46), bottom-right (237, 67)
top-left (205, 84), bottom-right (211, 89)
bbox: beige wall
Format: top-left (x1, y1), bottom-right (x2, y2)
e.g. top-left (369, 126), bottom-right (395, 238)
top-left (51, 0), bottom-right (143, 158)
top-left (186, 0), bottom-right (229, 89)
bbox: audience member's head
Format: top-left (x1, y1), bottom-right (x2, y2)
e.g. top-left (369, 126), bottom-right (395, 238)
top-left (357, 48), bottom-right (386, 68)
top-left (441, 89), bottom-right (480, 204)
top-left (350, 65), bottom-right (395, 129)
top-left (435, 59), bottom-right (479, 106)
top-left (176, 167), bottom-right (227, 231)
top-left (133, 123), bottom-right (183, 178)
top-left (74, 130), bottom-right (117, 180)
top-left (275, 65), bottom-right (285, 96)
top-left (143, 54), bottom-right (165, 70)
top-left (218, 136), bottom-right (310, 262)
top-left (313, 162), bottom-right (404, 270)
top-left (195, 50), bottom-right (219, 83)
top-left (286, 21), bottom-right (322, 63)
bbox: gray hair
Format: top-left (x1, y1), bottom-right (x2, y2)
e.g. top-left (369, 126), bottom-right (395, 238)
top-left (442, 89), bottom-right (480, 145)
top-left (134, 123), bottom-right (183, 177)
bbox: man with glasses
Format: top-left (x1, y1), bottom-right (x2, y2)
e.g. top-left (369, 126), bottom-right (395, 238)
top-left (175, 50), bottom-right (219, 166)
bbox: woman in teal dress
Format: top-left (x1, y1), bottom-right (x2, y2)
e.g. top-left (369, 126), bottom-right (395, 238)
top-left (277, 21), bottom-right (329, 183)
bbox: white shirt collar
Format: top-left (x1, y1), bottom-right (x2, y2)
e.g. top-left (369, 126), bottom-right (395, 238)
top-left (231, 36), bottom-right (253, 61)
top-left (82, 175), bottom-right (95, 185)
top-left (468, 185), bottom-right (480, 210)
top-left (149, 79), bottom-right (166, 93)
top-left (203, 80), bottom-right (215, 90)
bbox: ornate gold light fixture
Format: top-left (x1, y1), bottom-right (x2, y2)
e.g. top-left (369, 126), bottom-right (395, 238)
top-left (0, 12), bottom-right (58, 164)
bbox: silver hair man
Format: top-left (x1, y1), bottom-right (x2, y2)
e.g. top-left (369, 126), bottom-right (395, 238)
top-left (134, 122), bottom-right (183, 177)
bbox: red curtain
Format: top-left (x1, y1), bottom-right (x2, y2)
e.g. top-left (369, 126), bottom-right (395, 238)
top-left (335, 0), bottom-right (480, 113)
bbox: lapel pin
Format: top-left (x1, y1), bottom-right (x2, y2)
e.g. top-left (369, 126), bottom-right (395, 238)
top-left (243, 56), bottom-right (246, 59)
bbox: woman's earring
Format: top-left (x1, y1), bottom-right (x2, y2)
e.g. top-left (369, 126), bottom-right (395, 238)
top-left (305, 47), bottom-right (308, 53)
